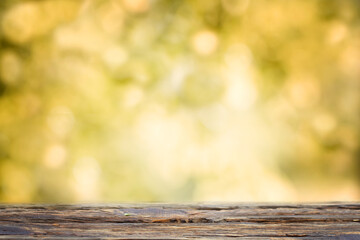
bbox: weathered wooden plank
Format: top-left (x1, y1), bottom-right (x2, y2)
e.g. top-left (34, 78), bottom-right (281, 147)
top-left (1, 203), bottom-right (360, 239)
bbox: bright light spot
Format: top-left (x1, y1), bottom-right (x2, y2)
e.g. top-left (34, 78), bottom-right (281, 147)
top-left (122, 86), bottom-right (143, 108)
top-left (73, 157), bottom-right (101, 201)
top-left (97, 0), bottom-right (124, 35)
top-left (0, 51), bottom-right (22, 85)
top-left (1, 1), bottom-right (79, 44)
top-left (136, 106), bottom-right (181, 155)
top-left (223, 44), bottom-right (257, 110)
top-left (167, 62), bottom-right (190, 93)
top-left (135, 106), bottom-right (191, 182)
top-left (55, 19), bottom-right (110, 52)
top-left (192, 30), bottom-right (218, 55)
top-left (286, 77), bottom-right (321, 108)
top-left (340, 45), bottom-right (360, 77)
top-left (123, 0), bottom-right (149, 13)
top-left (312, 112), bottom-right (337, 135)
top-left (1, 2), bottom-right (40, 44)
top-left (327, 22), bottom-right (348, 45)
top-left (194, 161), bottom-right (297, 201)
top-left (46, 106), bottom-right (74, 139)
top-left (197, 104), bottom-right (228, 132)
top-left (225, 79), bottom-right (257, 110)
top-left (221, 0), bottom-right (249, 15)
top-left (102, 46), bottom-right (128, 70)
top-left (43, 144), bottom-right (67, 169)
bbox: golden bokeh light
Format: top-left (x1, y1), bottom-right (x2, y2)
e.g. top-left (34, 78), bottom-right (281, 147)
top-left (192, 30), bottom-right (219, 55)
top-left (123, 0), bottom-right (150, 13)
top-left (0, 0), bottom-right (359, 203)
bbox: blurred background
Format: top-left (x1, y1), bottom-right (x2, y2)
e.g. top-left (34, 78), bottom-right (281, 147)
top-left (0, 0), bottom-right (359, 203)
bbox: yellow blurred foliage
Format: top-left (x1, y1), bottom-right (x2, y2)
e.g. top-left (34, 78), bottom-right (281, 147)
top-left (0, 0), bottom-right (359, 203)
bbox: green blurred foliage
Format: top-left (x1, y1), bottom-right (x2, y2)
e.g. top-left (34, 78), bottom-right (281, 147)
top-left (0, 0), bottom-right (359, 202)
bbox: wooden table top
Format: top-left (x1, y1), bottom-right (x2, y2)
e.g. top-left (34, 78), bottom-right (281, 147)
top-left (1, 203), bottom-right (360, 239)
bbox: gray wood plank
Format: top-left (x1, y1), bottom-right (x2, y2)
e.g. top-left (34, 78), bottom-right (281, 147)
top-left (1, 203), bottom-right (360, 239)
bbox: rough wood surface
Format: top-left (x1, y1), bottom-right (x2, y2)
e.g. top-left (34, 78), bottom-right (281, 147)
top-left (1, 203), bottom-right (360, 239)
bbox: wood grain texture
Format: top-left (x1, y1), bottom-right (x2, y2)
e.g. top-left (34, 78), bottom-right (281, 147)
top-left (1, 203), bottom-right (360, 239)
